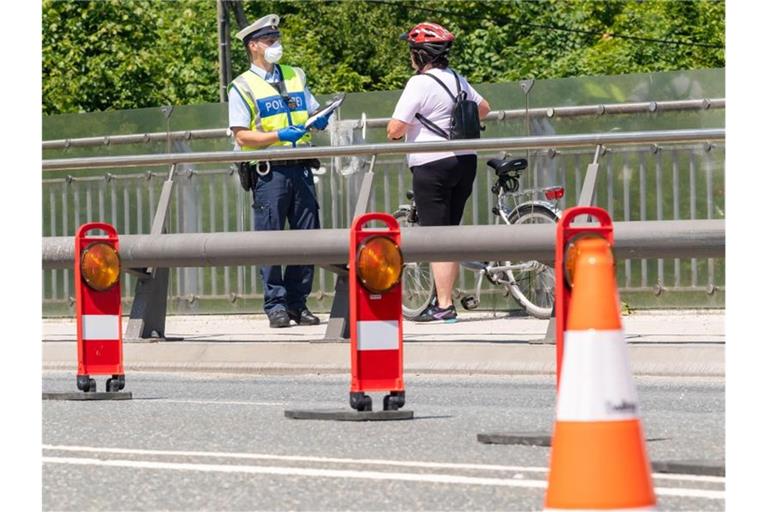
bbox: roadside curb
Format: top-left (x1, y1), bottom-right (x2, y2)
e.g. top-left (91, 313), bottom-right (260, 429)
top-left (42, 341), bottom-right (724, 377)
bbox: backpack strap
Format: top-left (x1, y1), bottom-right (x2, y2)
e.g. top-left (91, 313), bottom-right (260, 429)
top-left (420, 70), bottom-right (457, 100)
top-left (449, 68), bottom-right (466, 99)
top-left (414, 70), bottom-right (458, 139)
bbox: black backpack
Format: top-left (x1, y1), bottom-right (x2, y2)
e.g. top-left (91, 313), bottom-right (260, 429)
top-left (415, 69), bottom-right (482, 140)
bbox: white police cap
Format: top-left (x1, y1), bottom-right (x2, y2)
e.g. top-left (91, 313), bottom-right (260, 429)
top-left (236, 14), bottom-right (281, 43)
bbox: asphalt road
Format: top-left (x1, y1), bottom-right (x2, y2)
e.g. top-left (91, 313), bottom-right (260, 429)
top-left (42, 371), bottom-right (724, 511)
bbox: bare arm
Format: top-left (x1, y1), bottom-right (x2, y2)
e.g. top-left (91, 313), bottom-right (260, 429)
top-left (478, 99), bottom-right (491, 120)
top-left (231, 127), bottom-right (280, 148)
top-left (387, 119), bottom-right (408, 141)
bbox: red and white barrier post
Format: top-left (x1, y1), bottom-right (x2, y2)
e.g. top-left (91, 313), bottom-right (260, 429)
top-left (74, 222), bottom-right (127, 394)
top-left (348, 212), bottom-right (405, 412)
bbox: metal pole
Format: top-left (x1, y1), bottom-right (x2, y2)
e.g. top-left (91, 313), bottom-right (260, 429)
top-left (324, 155), bottom-right (378, 340)
top-left (124, 165), bottom-right (180, 342)
top-left (348, 98), bottom-right (724, 129)
top-left (520, 79), bottom-right (535, 190)
top-left (351, 155), bottom-right (377, 218)
top-left (576, 145), bottom-right (603, 207)
top-left (43, 129), bottom-right (229, 150)
top-left (216, 0), bottom-right (231, 103)
top-left (42, 129), bottom-right (726, 172)
top-left (41, 98), bottom-right (725, 150)
top-left (540, 144), bottom-right (604, 344)
top-left (42, 219), bottom-right (725, 270)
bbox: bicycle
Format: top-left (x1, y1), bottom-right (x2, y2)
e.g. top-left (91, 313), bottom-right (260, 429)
top-left (393, 156), bottom-right (564, 320)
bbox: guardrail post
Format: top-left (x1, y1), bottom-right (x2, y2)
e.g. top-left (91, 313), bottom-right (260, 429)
top-left (536, 145), bottom-right (604, 345)
top-left (323, 155), bottom-right (377, 340)
top-left (124, 165), bottom-right (181, 342)
top-left (577, 145), bottom-right (604, 207)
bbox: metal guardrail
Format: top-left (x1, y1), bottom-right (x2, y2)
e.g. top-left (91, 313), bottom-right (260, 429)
top-left (334, 98), bottom-right (726, 129)
top-left (41, 220), bottom-right (724, 269)
top-left (42, 128), bottom-right (226, 150)
top-left (42, 125), bottom-right (726, 332)
top-left (42, 129), bottom-right (725, 171)
top-left (41, 98), bottom-right (724, 150)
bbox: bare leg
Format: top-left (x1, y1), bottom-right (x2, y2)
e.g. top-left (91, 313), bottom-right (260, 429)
top-left (432, 261), bottom-right (459, 308)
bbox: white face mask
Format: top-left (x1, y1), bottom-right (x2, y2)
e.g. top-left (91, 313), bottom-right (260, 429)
top-left (264, 41), bottom-right (283, 64)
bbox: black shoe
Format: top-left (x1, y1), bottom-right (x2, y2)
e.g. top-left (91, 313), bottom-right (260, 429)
top-left (411, 304), bottom-right (458, 323)
top-left (268, 310), bottom-right (291, 328)
top-left (287, 308), bottom-right (320, 326)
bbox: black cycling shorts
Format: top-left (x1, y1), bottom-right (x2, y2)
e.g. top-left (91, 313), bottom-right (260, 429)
top-left (411, 154), bottom-right (477, 226)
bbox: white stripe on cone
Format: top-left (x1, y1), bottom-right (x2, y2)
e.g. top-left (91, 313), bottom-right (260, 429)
top-left (81, 315), bottom-right (120, 340)
top-left (557, 328), bottom-right (640, 422)
top-left (356, 320), bottom-right (399, 351)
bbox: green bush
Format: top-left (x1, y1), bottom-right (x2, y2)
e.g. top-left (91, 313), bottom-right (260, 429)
top-left (42, 0), bottom-right (724, 114)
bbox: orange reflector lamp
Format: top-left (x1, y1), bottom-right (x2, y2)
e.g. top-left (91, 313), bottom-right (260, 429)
top-left (80, 242), bottom-right (121, 291)
top-left (356, 236), bottom-right (404, 294)
top-left (564, 233), bottom-right (612, 288)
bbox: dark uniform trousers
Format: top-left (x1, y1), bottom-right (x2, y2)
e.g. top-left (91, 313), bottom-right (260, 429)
top-left (251, 164), bottom-right (320, 314)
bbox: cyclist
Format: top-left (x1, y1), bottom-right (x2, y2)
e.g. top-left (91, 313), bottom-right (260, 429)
top-left (386, 22), bottom-right (491, 322)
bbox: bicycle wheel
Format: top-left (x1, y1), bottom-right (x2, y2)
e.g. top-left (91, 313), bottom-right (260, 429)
top-left (503, 205), bottom-right (558, 319)
top-left (393, 208), bottom-right (436, 319)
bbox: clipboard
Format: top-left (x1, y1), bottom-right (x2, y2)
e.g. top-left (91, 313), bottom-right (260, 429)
top-left (306, 93), bottom-right (346, 129)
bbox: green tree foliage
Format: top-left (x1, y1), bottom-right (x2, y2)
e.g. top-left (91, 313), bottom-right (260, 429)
top-left (43, 0), bottom-right (724, 114)
top-left (43, 0), bottom-right (219, 114)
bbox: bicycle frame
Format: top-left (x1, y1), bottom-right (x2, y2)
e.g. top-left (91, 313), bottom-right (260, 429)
top-left (395, 158), bottom-right (563, 317)
top-left (457, 172), bottom-right (562, 310)
top-left (463, 181), bottom-right (562, 270)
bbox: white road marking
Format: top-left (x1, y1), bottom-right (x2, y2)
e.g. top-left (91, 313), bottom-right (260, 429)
top-left (654, 487), bottom-right (725, 500)
top-left (44, 456), bottom-right (548, 490)
top-left (651, 472), bottom-right (724, 483)
top-left (42, 445), bottom-right (724, 484)
top-left (41, 456), bottom-right (725, 500)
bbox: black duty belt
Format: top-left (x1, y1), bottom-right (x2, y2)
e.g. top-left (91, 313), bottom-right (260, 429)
top-left (267, 158), bottom-right (319, 168)
top-left (236, 158), bottom-right (322, 191)
top-left (253, 158), bottom-right (321, 177)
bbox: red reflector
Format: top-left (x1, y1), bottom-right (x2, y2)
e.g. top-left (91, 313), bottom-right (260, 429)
top-left (544, 187), bottom-right (565, 200)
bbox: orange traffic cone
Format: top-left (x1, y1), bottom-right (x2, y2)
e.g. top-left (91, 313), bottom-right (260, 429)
top-left (545, 237), bottom-right (656, 510)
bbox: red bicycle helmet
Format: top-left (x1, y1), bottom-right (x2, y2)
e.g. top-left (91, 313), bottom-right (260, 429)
top-left (400, 22), bottom-right (455, 57)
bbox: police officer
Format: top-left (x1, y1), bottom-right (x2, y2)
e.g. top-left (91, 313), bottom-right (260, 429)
top-left (228, 14), bottom-right (331, 328)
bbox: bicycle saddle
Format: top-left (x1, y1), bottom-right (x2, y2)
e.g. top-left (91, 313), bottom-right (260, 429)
top-left (487, 158), bottom-right (527, 176)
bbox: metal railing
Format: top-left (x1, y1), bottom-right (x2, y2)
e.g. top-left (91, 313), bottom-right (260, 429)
top-left (42, 128), bottom-right (725, 316)
top-left (41, 98), bottom-right (724, 150)
top-left (43, 220), bottom-right (724, 270)
top-left (43, 129), bottom-right (724, 171)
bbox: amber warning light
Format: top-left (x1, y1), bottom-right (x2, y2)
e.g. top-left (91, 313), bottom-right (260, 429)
top-left (356, 236), bottom-right (404, 294)
top-left (80, 242), bottom-right (121, 291)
